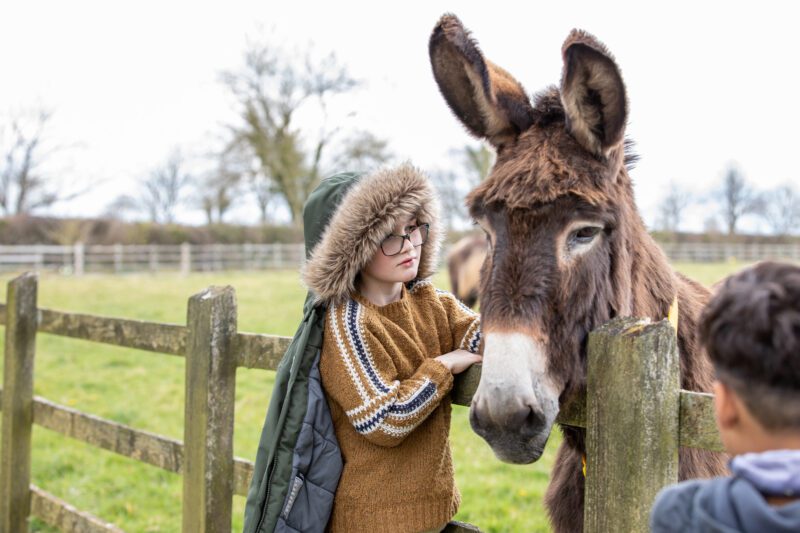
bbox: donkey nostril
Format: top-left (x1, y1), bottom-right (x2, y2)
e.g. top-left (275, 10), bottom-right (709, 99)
top-left (517, 407), bottom-right (545, 439)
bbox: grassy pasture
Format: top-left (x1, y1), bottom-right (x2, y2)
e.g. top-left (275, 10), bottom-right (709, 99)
top-left (0, 262), bottom-right (750, 532)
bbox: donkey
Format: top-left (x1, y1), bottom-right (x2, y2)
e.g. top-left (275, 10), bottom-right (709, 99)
top-left (447, 233), bottom-right (488, 308)
top-left (429, 14), bottom-right (727, 532)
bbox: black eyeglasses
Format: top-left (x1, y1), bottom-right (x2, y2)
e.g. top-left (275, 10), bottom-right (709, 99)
top-left (380, 223), bottom-right (430, 256)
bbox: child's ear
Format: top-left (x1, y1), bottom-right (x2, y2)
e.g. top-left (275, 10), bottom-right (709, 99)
top-left (713, 380), bottom-right (740, 429)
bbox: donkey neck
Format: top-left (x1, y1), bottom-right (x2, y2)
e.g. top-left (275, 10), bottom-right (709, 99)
top-left (626, 221), bottom-right (678, 322)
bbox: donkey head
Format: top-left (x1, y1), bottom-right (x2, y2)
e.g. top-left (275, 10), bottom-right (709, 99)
top-left (431, 15), bottom-right (645, 463)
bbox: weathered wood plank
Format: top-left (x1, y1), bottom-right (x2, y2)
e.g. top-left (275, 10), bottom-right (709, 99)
top-left (1, 272), bottom-right (38, 533)
top-left (4, 303), bottom-right (289, 369)
top-left (183, 286), bottom-right (238, 533)
top-left (37, 308), bottom-right (187, 355)
top-left (233, 457), bottom-right (255, 497)
top-left (30, 485), bottom-right (124, 532)
top-left (234, 332), bottom-right (292, 370)
top-left (32, 395), bottom-right (183, 473)
top-left (452, 363), bottom-right (481, 406)
top-left (585, 318), bottom-right (680, 533)
top-left (30, 391), bottom-right (259, 499)
top-left (680, 390), bottom-right (724, 452)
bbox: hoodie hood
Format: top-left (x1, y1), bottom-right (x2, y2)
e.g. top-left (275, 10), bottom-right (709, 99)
top-left (302, 164), bottom-right (442, 305)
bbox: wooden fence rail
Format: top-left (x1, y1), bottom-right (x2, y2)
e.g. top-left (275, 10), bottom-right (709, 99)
top-left (0, 272), bottom-right (722, 532)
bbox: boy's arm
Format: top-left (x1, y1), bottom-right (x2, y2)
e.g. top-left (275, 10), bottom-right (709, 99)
top-left (320, 301), bottom-right (454, 448)
top-left (436, 289), bottom-right (482, 354)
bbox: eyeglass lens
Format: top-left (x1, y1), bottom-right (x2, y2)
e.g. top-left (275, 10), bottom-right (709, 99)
top-left (381, 224), bottom-right (429, 256)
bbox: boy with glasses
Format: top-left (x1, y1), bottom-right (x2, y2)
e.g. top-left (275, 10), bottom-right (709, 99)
top-left (302, 164), bottom-right (482, 532)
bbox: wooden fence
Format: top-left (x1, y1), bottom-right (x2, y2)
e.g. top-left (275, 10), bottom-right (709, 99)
top-left (660, 241), bottom-right (800, 263)
top-left (1, 240), bottom-right (800, 274)
top-left (0, 243), bottom-right (307, 274)
top-left (0, 272), bottom-right (721, 532)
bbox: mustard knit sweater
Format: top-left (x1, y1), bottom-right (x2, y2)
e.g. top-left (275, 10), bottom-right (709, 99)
top-left (319, 279), bottom-right (482, 533)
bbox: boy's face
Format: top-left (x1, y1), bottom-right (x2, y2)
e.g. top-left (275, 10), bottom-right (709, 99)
top-left (362, 216), bottom-right (421, 286)
top-left (713, 379), bottom-right (790, 456)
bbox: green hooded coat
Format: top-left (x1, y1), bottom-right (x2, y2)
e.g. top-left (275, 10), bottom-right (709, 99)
top-left (242, 172), bottom-right (362, 533)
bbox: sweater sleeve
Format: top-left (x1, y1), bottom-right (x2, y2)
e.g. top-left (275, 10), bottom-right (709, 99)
top-left (320, 299), bottom-right (454, 448)
top-left (435, 289), bottom-right (482, 354)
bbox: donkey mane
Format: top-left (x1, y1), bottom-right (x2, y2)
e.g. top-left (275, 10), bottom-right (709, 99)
top-left (469, 88), bottom-right (640, 210)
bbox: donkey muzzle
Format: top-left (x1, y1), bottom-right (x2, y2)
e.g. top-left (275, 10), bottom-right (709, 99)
top-left (469, 332), bottom-right (560, 463)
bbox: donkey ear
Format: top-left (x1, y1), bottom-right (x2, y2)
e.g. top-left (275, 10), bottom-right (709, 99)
top-left (560, 30), bottom-right (628, 158)
top-left (430, 14), bottom-right (534, 148)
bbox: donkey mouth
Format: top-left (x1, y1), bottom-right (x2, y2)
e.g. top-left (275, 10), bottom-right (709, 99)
top-left (469, 407), bottom-right (553, 464)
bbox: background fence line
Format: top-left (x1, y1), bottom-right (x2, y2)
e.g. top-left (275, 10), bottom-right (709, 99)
top-left (1, 240), bottom-right (799, 274)
top-left (0, 243), bottom-right (307, 274)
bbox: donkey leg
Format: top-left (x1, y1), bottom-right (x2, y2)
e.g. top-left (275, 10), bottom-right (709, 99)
top-left (544, 441), bottom-right (585, 533)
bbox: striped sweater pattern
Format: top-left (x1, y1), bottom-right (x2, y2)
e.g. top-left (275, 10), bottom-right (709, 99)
top-left (320, 280), bottom-right (481, 532)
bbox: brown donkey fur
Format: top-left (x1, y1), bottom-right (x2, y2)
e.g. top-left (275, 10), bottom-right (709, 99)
top-left (447, 233), bottom-right (488, 308)
top-left (429, 14), bottom-right (727, 532)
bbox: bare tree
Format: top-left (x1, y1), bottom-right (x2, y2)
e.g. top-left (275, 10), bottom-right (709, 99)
top-left (103, 193), bottom-right (139, 221)
top-left (220, 37), bottom-right (361, 225)
top-left (139, 149), bottom-right (190, 224)
top-left (247, 170), bottom-right (275, 224)
top-left (656, 181), bottom-right (692, 232)
top-left (718, 165), bottom-right (757, 235)
top-left (334, 130), bottom-right (392, 171)
top-left (0, 109), bottom-right (84, 215)
top-left (758, 183), bottom-right (800, 236)
top-left (196, 150), bottom-right (246, 225)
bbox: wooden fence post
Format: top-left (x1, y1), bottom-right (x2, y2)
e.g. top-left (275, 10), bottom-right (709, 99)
top-left (0, 272), bottom-right (38, 533)
top-left (180, 243), bottom-right (191, 276)
top-left (243, 242), bottom-right (252, 271)
top-left (149, 245), bottom-right (158, 273)
top-left (584, 317), bottom-right (680, 533)
top-left (73, 242), bottom-right (84, 276)
top-left (182, 286), bottom-right (237, 533)
top-left (114, 243), bottom-right (123, 273)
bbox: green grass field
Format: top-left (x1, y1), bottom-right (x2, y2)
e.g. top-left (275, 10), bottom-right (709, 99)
top-left (0, 262), bottom-right (751, 532)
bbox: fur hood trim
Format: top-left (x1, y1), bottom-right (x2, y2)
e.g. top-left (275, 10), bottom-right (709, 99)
top-left (302, 164), bottom-right (442, 305)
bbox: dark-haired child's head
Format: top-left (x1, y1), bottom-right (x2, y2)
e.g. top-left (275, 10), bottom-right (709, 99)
top-left (699, 261), bottom-right (800, 454)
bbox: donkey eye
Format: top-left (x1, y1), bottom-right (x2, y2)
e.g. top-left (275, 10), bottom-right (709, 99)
top-left (569, 226), bottom-right (602, 247)
top-left (473, 220), bottom-right (492, 242)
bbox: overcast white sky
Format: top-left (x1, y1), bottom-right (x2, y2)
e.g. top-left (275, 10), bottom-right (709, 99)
top-left (2, 1), bottom-right (797, 231)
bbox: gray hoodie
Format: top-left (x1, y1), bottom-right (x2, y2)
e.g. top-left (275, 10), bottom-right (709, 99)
top-left (650, 450), bottom-right (800, 532)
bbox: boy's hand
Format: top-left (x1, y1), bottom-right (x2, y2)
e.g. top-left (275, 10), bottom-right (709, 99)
top-left (435, 349), bottom-right (483, 374)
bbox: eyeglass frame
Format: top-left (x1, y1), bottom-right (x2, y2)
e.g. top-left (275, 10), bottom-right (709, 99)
top-left (379, 223), bottom-right (430, 256)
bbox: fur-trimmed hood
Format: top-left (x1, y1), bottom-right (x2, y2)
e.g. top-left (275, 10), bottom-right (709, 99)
top-left (302, 164), bottom-right (442, 306)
